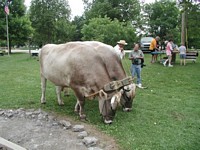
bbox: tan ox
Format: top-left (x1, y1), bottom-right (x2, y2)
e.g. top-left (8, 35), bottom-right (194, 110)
top-left (39, 41), bottom-right (135, 124)
top-left (77, 41), bottom-right (136, 112)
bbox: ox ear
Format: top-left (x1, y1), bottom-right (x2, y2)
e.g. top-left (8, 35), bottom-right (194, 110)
top-left (111, 92), bottom-right (121, 110)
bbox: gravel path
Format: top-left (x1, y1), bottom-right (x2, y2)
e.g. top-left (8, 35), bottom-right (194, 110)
top-left (0, 108), bottom-right (118, 150)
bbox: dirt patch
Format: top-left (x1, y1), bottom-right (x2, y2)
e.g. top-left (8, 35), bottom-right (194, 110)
top-left (0, 108), bottom-right (119, 150)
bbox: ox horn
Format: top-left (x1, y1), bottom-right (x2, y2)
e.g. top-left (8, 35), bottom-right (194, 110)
top-left (99, 90), bottom-right (108, 100)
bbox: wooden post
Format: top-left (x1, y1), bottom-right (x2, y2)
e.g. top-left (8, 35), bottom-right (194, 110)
top-left (6, 14), bottom-right (10, 56)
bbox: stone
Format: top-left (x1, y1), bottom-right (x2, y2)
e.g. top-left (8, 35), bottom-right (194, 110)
top-left (25, 112), bottom-right (33, 116)
top-left (52, 122), bottom-right (59, 126)
top-left (59, 120), bottom-right (71, 129)
top-left (0, 111), bottom-right (5, 115)
top-left (37, 113), bottom-right (43, 120)
top-left (77, 131), bottom-right (88, 139)
top-left (82, 137), bottom-right (98, 147)
top-left (5, 112), bottom-right (13, 118)
top-left (88, 147), bottom-right (103, 150)
top-left (36, 120), bottom-right (43, 126)
top-left (72, 125), bottom-right (85, 132)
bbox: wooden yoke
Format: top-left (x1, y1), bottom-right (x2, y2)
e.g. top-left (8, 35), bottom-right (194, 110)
top-left (103, 76), bottom-right (134, 92)
top-left (84, 76), bottom-right (134, 99)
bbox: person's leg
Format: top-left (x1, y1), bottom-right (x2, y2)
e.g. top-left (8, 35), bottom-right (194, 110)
top-left (135, 65), bottom-right (141, 85)
top-left (153, 54), bottom-right (156, 62)
top-left (155, 54), bottom-right (158, 62)
top-left (180, 54), bottom-right (183, 65)
top-left (183, 54), bottom-right (186, 65)
top-left (168, 55), bottom-right (173, 67)
top-left (131, 64), bottom-right (136, 78)
top-left (151, 50), bottom-right (155, 63)
top-left (180, 59), bottom-right (182, 65)
top-left (163, 56), bottom-right (168, 66)
top-left (151, 54), bottom-right (154, 63)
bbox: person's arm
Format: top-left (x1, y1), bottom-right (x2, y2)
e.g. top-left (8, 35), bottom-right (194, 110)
top-left (153, 40), bottom-right (157, 50)
top-left (137, 51), bottom-right (144, 59)
top-left (170, 43), bottom-right (173, 51)
top-left (122, 50), bottom-right (125, 56)
top-left (129, 52), bottom-right (134, 60)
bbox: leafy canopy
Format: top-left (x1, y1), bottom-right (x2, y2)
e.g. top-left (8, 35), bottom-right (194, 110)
top-left (143, 0), bottom-right (180, 43)
top-left (29, 0), bottom-right (76, 46)
top-left (0, 0), bottom-right (33, 47)
top-left (81, 16), bottom-right (136, 48)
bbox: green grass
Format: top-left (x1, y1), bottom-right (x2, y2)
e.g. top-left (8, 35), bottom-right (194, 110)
top-left (0, 53), bottom-right (200, 150)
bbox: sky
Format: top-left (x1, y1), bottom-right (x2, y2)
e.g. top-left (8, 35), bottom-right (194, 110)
top-left (24, 0), bottom-right (155, 18)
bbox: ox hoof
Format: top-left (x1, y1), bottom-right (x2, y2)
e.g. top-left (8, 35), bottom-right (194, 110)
top-left (80, 114), bottom-right (86, 119)
top-left (80, 117), bottom-right (88, 122)
top-left (74, 110), bottom-right (79, 114)
top-left (64, 94), bottom-right (70, 97)
top-left (58, 102), bottom-right (64, 106)
top-left (104, 119), bottom-right (113, 124)
top-left (123, 108), bottom-right (132, 112)
top-left (41, 101), bottom-right (46, 104)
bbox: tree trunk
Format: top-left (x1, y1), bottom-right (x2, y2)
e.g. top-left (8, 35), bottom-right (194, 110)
top-left (181, 10), bottom-right (186, 46)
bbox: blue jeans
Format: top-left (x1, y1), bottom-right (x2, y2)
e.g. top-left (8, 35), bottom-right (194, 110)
top-left (131, 64), bottom-right (142, 84)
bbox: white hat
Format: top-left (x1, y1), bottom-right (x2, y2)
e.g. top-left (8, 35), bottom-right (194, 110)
top-left (117, 40), bottom-right (128, 45)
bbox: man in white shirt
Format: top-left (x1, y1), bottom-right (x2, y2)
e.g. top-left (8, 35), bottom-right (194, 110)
top-left (114, 40), bottom-right (127, 59)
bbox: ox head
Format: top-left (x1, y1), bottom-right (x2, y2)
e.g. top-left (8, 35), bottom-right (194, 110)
top-left (98, 90), bottom-right (122, 124)
top-left (120, 83), bottom-right (136, 112)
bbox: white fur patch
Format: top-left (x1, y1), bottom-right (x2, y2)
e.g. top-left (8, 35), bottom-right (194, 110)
top-left (111, 92), bottom-right (122, 110)
top-left (111, 96), bottom-right (116, 105)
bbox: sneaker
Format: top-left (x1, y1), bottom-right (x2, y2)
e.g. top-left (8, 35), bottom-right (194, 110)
top-left (137, 83), bottom-right (142, 88)
top-left (163, 62), bottom-right (166, 66)
top-left (168, 64), bottom-right (173, 67)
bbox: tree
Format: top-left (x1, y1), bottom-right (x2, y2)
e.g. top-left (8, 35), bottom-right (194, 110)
top-left (143, 0), bottom-right (180, 43)
top-left (29, 0), bottom-right (76, 46)
top-left (0, 0), bottom-right (33, 51)
top-left (81, 16), bottom-right (136, 48)
top-left (71, 16), bottom-right (86, 41)
top-left (187, 3), bottom-right (200, 48)
top-left (178, 0), bottom-right (200, 48)
top-left (83, 0), bottom-right (140, 23)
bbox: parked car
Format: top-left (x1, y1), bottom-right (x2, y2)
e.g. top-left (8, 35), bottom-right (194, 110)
top-left (140, 37), bottom-right (153, 53)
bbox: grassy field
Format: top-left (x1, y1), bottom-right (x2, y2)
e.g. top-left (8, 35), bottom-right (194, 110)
top-left (0, 53), bottom-right (200, 150)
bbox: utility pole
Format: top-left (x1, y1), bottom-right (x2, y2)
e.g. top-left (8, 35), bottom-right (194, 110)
top-left (181, 4), bottom-right (186, 46)
top-left (180, 0), bottom-right (187, 48)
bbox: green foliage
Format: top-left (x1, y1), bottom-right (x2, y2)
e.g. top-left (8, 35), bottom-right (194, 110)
top-left (71, 16), bottom-right (86, 41)
top-left (83, 0), bottom-right (140, 23)
top-left (0, 53), bottom-right (200, 150)
top-left (29, 0), bottom-right (76, 46)
top-left (187, 3), bottom-right (200, 48)
top-left (0, 0), bottom-right (33, 47)
top-left (143, 0), bottom-right (180, 43)
top-left (81, 16), bottom-right (136, 48)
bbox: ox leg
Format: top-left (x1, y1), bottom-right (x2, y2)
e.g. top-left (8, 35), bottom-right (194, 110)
top-left (55, 86), bottom-right (64, 105)
top-left (74, 100), bottom-right (80, 113)
top-left (78, 99), bottom-right (86, 119)
top-left (75, 96), bottom-right (86, 119)
top-left (64, 87), bottom-right (70, 97)
top-left (73, 88), bottom-right (86, 120)
top-left (40, 75), bottom-right (46, 104)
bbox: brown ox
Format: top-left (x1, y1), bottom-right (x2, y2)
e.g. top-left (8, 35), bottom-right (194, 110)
top-left (39, 41), bottom-right (135, 124)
